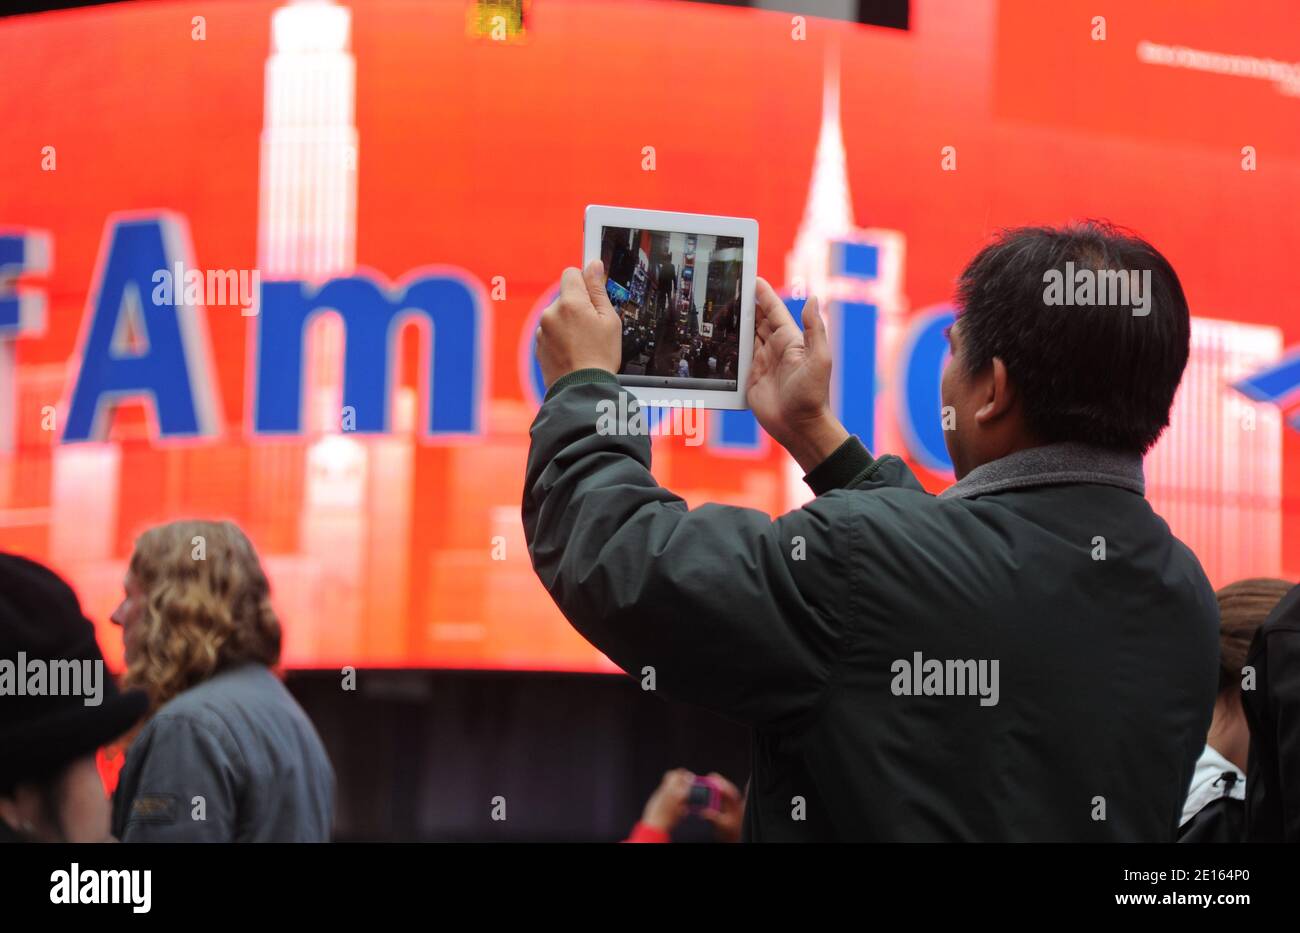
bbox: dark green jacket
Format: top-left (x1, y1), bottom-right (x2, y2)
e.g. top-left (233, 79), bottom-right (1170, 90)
top-left (523, 371), bottom-right (1219, 841)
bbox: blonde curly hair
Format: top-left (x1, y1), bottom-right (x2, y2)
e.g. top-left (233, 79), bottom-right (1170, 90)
top-left (123, 520), bottom-right (281, 710)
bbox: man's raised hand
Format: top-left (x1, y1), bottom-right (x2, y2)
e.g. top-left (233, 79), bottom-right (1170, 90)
top-left (746, 278), bottom-right (848, 472)
top-left (535, 260), bottom-right (622, 389)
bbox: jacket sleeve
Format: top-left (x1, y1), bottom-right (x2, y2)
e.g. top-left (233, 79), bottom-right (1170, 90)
top-left (523, 373), bottom-right (861, 730)
top-left (115, 713), bottom-right (241, 842)
top-left (804, 434), bottom-right (929, 497)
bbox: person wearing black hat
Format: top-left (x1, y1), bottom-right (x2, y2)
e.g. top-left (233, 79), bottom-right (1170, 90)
top-left (0, 553), bottom-right (148, 843)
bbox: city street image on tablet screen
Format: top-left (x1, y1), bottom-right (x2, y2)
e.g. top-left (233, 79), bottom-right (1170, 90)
top-left (599, 226), bottom-right (745, 391)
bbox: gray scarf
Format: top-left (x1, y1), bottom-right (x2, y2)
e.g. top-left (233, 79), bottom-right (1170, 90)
top-left (938, 442), bottom-right (1145, 500)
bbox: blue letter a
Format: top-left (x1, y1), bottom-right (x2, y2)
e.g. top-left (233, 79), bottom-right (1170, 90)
top-left (64, 215), bottom-right (219, 442)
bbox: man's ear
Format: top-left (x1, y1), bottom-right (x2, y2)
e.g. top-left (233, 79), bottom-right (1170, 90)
top-left (973, 356), bottom-right (1017, 425)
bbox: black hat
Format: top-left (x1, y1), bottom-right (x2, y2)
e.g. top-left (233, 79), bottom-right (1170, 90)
top-left (0, 553), bottom-right (147, 789)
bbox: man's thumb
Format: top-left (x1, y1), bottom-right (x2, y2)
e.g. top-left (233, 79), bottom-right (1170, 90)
top-left (583, 259), bottom-right (614, 313)
top-left (802, 296), bottom-right (828, 359)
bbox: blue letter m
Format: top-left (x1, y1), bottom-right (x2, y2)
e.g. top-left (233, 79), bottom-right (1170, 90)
top-left (254, 274), bottom-right (483, 437)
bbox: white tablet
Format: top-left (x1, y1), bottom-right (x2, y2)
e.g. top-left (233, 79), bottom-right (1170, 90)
top-left (583, 205), bottom-right (757, 410)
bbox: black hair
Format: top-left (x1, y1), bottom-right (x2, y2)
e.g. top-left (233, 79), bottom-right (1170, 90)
top-left (954, 221), bottom-right (1190, 454)
top-left (0, 760), bottom-right (58, 799)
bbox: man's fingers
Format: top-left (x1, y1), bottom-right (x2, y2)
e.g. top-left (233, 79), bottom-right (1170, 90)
top-left (583, 259), bottom-right (615, 314)
top-left (801, 295), bottom-right (828, 361)
top-left (755, 277), bottom-right (797, 333)
top-left (537, 288), bottom-right (565, 334)
top-left (558, 266), bottom-right (589, 309)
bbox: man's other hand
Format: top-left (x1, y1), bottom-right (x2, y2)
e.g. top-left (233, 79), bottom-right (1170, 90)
top-left (535, 260), bottom-right (622, 390)
top-left (747, 277), bottom-right (848, 472)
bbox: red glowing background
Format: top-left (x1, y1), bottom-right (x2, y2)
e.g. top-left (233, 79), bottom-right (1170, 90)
top-left (0, 0), bottom-right (1297, 671)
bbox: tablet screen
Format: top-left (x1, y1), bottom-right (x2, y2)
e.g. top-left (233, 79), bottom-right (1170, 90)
top-left (598, 225), bottom-right (745, 392)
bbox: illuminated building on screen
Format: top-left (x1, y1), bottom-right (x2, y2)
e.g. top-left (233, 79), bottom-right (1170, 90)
top-left (256, 0), bottom-right (408, 662)
top-left (255, 1), bottom-right (599, 665)
top-left (259, 0), bottom-right (357, 281)
top-left (1146, 319), bottom-right (1283, 579)
top-left (783, 50), bottom-right (907, 508)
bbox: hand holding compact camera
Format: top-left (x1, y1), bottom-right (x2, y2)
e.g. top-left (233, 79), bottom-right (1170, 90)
top-left (639, 768), bottom-right (744, 842)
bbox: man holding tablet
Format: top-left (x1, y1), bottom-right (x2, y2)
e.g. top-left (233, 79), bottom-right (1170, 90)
top-left (524, 219), bottom-right (1218, 842)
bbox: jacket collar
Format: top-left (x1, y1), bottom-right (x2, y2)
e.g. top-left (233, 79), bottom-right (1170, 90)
top-left (939, 442), bottom-right (1145, 501)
